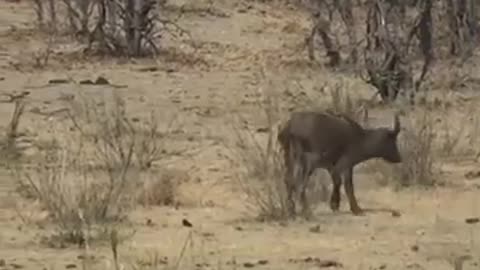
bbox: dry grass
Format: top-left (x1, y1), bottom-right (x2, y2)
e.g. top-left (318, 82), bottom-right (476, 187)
top-left (373, 93), bottom-right (480, 188)
top-left (230, 110), bottom-right (289, 220)
top-left (106, 227), bottom-right (217, 270)
top-left (0, 96), bottom-right (28, 163)
top-left (136, 168), bottom-right (185, 207)
top-left (8, 91), bottom-right (180, 245)
top-left (226, 75), bottom-right (291, 221)
top-left (327, 81), bottom-right (362, 121)
top-left (437, 103), bottom-right (480, 159)
top-left (373, 108), bottom-right (437, 187)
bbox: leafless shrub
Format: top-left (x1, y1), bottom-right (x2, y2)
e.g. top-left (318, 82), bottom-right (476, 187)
top-left (376, 108), bottom-right (437, 187)
top-left (326, 81), bottom-right (368, 123)
top-left (437, 103), bottom-right (480, 159)
top-left (15, 143), bottom-right (111, 245)
top-left (61, 0), bottom-right (96, 35)
top-left (305, 0), bottom-right (358, 66)
top-left (31, 0), bottom-right (57, 32)
top-left (439, 119), bottom-right (465, 157)
top-left (4, 100), bottom-right (26, 155)
top-left (468, 112), bottom-right (480, 160)
top-left (137, 168), bottom-right (184, 207)
top-left (32, 33), bottom-right (56, 69)
top-left (65, 92), bottom-right (177, 170)
top-left (329, 84), bottom-right (354, 115)
top-left (132, 111), bottom-right (179, 171)
top-left (0, 93), bottom-right (30, 163)
top-left (228, 90), bottom-right (290, 221)
top-left (11, 92), bottom-right (176, 245)
top-left (444, 0), bottom-right (479, 60)
top-left (302, 0), bottom-right (479, 103)
top-left (30, 0), bottom-right (189, 57)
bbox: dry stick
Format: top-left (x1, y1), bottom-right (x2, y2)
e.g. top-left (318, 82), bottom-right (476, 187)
top-left (453, 255), bottom-right (472, 270)
top-left (6, 100), bottom-right (26, 150)
top-left (110, 228), bottom-right (120, 270)
top-left (174, 230), bottom-right (194, 270)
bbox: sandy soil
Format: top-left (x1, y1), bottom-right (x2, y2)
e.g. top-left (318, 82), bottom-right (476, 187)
top-left (0, 1), bottom-right (480, 270)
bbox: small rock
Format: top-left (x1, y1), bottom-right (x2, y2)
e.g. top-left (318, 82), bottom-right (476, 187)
top-left (94, 76), bottom-right (110, 85)
top-left (65, 264), bottom-right (77, 269)
top-left (0, 259), bottom-right (5, 266)
top-left (137, 66), bottom-right (159, 72)
top-left (411, 245), bottom-right (419, 252)
top-left (146, 218), bottom-right (155, 227)
top-left (309, 225), bottom-right (321, 233)
top-left (278, 221), bottom-right (288, 227)
top-left (195, 262), bottom-right (209, 268)
top-left (406, 262), bottom-right (422, 269)
top-left (415, 229), bottom-right (425, 236)
top-left (391, 210), bottom-right (401, 217)
top-left (257, 260), bottom-right (268, 265)
top-left (49, 79), bottom-right (70, 84)
top-left (201, 232), bottom-right (215, 238)
top-left (465, 217), bottom-right (480, 224)
top-left (10, 263), bottom-right (23, 269)
top-left (182, 218), bottom-right (193, 227)
top-left (465, 171), bottom-right (480, 179)
top-left (316, 260), bottom-right (342, 268)
top-left (77, 255), bottom-right (95, 260)
top-left (243, 262), bottom-right (255, 268)
top-left (79, 80), bottom-right (94, 85)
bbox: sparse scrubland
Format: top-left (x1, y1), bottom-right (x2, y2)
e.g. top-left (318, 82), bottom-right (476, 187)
top-left (0, 0), bottom-right (480, 269)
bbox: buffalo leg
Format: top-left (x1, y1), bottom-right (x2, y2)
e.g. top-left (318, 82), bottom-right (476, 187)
top-left (284, 142), bottom-right (298, 217)
top-left (328, 170), bottom-right (342, 212)
top-left (300, 156), bottom-right (316, 219)
top-left (287, 154), bottom-right (305, 217)
top-left (344, 167), bottom-right (364, 215)
top-left (286, 184), bottom-right (296, 217)
top-left (285, 166), bottom-right (297, 217)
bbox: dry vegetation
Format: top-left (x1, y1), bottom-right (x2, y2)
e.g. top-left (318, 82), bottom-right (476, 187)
top-left (0, 0), bottom-right (480, 269)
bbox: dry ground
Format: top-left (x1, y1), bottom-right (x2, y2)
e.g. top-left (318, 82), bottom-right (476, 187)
top-left (1, 1), bottom-right (480, 270)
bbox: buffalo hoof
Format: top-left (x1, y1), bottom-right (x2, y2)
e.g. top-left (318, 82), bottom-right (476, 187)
top-left (329, 200), bottom-right (340, 212)
top-left (351, 206), bottom-right (365, 216)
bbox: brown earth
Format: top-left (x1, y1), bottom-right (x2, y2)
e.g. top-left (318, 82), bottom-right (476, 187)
top-left (0, 1), bottom-right (480, 270)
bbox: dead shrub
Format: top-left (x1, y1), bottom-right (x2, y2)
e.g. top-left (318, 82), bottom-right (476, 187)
top-left (132, 112), bottom-right (180, 171)
top-left (328, 82), bottom-right (356, 118)
top-left (0, 97), bottom-right (27, 162)
top-left (228, 90), bottom-right (290, 221)
top-left (375, 108), bottom-right (437, 187)
top-left (324, 80), bottom-right (370, 127)
top-left (292, 78), bottom-right (367, 122)
top-left (437, 103), bottom-right (480, 159)
top-left (11, 92), bottom-right (177, 245)
top-left (137, 169), bottom-right (184, 207)
top-left (65, 92), bottom-right (174, 171)
top-left (19, 144), bottom-right (125, 243)
top-left (30, 0), bottom-right (190, 57)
